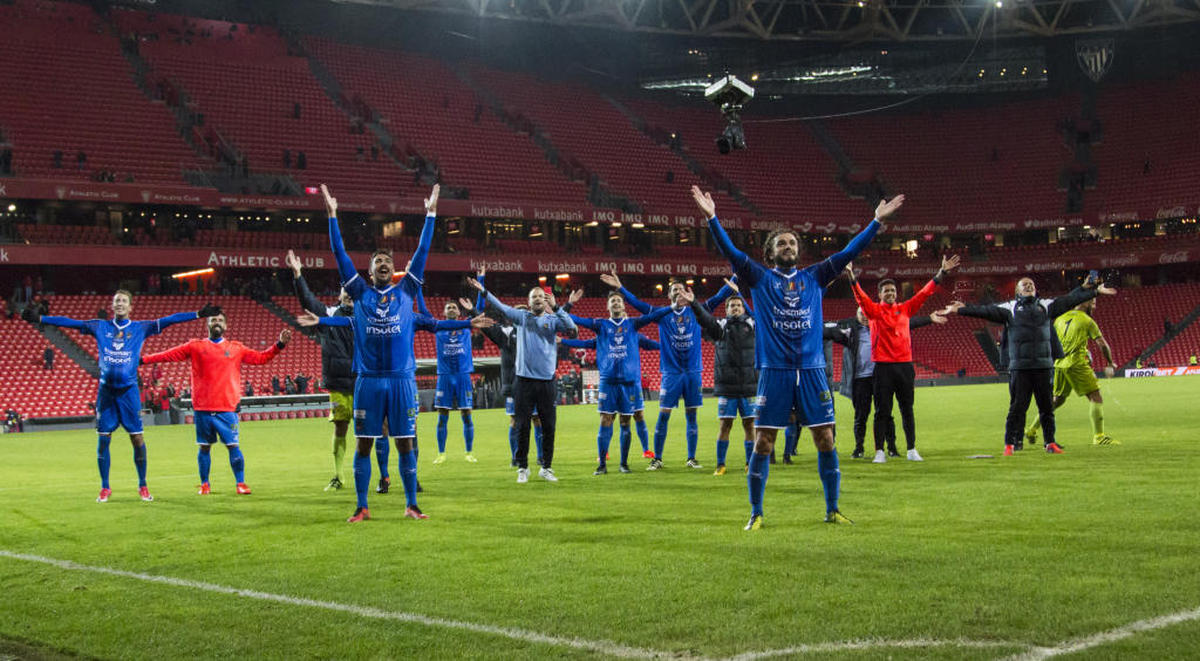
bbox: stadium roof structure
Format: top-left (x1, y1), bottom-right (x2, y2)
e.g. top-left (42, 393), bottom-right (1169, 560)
top-left (331, 0), bottom-right (1200, 42)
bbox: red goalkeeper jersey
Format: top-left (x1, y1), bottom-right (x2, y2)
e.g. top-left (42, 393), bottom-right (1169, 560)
top-left (143, 338), bottom-right (281, 412)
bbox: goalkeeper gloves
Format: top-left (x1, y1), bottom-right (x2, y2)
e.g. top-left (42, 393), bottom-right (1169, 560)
top-left (197, 303), bottom-right (222, 318)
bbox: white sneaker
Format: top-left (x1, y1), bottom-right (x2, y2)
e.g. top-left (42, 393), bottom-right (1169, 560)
top-left (517, 468), bottom-right (529, 484)
top-left (906, 449), bottom-right (923, 462)
top-left (872, 450), bottom-right (887, 464)
top-left (538, 467), bottom-right (558, 482)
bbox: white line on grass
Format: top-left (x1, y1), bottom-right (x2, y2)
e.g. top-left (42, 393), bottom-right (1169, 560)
top-left (727, 638), bottom-right (1025, 660)
top-left (0, 550), bottom-right (680, 659)
top-left (1002, 606), bottom-right (1200, 660)
top-left (7, 550), bottom-right (1193, 659)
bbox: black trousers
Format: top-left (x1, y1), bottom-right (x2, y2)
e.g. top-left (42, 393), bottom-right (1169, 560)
top-left (872, 362), bottom-right (916, 451)
top-left (513, 376), bottom-right (557, 469)
top-left (851, 376), bottom-right (898, 451)
top-left (1005, 368), bottom-right (1055, 447)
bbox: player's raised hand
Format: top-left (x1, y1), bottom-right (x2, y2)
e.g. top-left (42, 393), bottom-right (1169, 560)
top-left (469, 314), bottom-right (495, 329)
top-left (320, 184), bottom-right (337, 218)
top-left (424, 184), bottom-right (440, 216)
top-left (197, 303), bottom-right (221, 318)
top-left (680, 287), bottom-right (696, 304)
top-left (466, 277), bottom-right (485, 293)
top-left (458, 297), bottom-right (474, 312)
top-left (568, 289), bottom-right (584, 305)
top-left (285, 249), bottom-right (303, 278)
top-left (1097, 284), bottom-right (1117, 295)
top-left (545, 290), bottom-right (558, 308)
top-left (941, 254), bottom-right (961, 273)
top-left (929, 312), bottom-right (948, 324)
top-left (296, 311), bottom-right (320, 327)
top-left (599, 269), bottom-right (622, 290)
top-left (477, 265), bottom-right (486, 278)
top-left (843, 262), bottom-right (856, 282)
top-left (874, 194), bottom-right (905, 224)
top-left (279, 328), bottom-right (293, 345)
top-left (722, 277), bottom-right (740, 294)
top-left (20, 305), bottom-right (40, 324)
top-left (690, 185), bottom-right (716, 218)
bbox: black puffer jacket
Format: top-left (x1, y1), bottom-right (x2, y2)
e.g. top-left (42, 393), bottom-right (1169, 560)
top-left (294, 275), bottom-right (356, 392)
top-left (707, 314), bottom-right (757, 398)
top-left (959, 287), bottom-right (1097, 371)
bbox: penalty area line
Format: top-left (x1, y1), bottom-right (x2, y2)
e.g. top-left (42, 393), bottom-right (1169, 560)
top-left (0, 550), bottom-right (684, 660)
top-left (1002, 605), bottom-right (1200, 661)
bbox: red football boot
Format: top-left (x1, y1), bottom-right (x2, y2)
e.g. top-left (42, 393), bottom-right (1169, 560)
top-left (347, 507), bottom-right (371, 523)
top-left (235, 482), bottom-right (252, 495)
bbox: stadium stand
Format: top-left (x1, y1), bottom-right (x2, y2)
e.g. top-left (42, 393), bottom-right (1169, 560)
top-left (826, 93), bottom-right (1079, 227)
top-left (303, 37), bottom-right (593, 208)
top-left (466, 65), bottom-right (743, 216)
top-left (1087, 73), bottom-right (1200, 218)
top-left (1090, 282), bottom-right (1200, 368)
top-left (112, 8), bottom-right (414, 200)
top-left (0, 0), bottom-right (208, 185)
top-left (0, 318), bottom-right (96, 418)
top-left (625, 97), bottom-right (869, 222)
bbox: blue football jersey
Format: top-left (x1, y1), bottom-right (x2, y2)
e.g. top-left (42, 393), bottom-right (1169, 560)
top-left (435, 327), bottom-right (474, 375)
top-left (655, 306), bottom-right (704, 374)
top-left (744, 266), bottom-right (829, 370)
top-left (42, 313), bottom-right (197, 388)
top-left (344, 276), bottom-right (421, 377)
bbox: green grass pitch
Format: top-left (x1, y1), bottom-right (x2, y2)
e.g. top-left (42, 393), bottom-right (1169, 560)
top-left (1, 377), bottom-right (1198, 660)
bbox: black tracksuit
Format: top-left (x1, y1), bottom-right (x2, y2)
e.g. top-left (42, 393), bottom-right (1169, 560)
top-left (958, 286), bottom-right (1098, 448)
top-left (293, 275), bottom-right (356, 393)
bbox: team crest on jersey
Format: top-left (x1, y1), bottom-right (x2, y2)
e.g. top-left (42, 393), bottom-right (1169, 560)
top-left (612, 331), bottom-right (626, 345)
top-left (777, 278), bottom-right (802, 307)
top-left (112, 329), bottom-right (126, 350)
top-left (224, 350), bottom-right (230, 358)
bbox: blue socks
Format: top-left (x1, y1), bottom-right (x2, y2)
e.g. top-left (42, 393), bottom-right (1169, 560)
top-left (744, 440), bottom-right (754, 465)
top-left (534, 424), bottom-right (544, 463)
top-left (133, 443), bottom-right (147, 487)
top-left (653, 410), bottom-right (671, 460)
top-left (619, 424), bottom-right (632, 465)
top-left (97, 435), bottom-right (112, 489)
top-left (437, 412), bottom-right (449, 453)
top-left (747, 452), bottom-right (770, 516)
top-left (596, 424), bottom-right (613, 466)
top-left (463, 413), bottom-right (474, 453)
top-left (635, 418), bottom-right (650, 453)
top-left (228, 446), bottom-right (245, 483)
top-left (716, 439), bottom-right (729, 466)
top-left (508, 424), bottom-right (518, 462)
top-left (685, 409), bottom-right (699, 460)
top-left (399, 449), bottom-right (418, 508)
top-left (353, 451), bottom-right (371, 509)
top-left (817, 450), bottom-right (841, 514)
top-left (784, 423), bottom-right (799, 457)
top-left (198, 448), bottom-right (212, 484)
top-left (375, 437), bottom-right (390, 478)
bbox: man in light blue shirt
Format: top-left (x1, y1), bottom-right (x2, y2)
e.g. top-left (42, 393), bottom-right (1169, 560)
top-left (469, 278), bottom-right (576, 483)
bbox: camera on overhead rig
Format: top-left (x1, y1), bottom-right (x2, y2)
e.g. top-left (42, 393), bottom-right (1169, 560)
top-left (705, 74), bottom-right (754, 154)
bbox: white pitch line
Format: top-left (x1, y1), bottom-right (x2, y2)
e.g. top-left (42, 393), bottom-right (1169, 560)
top-left (0, 550), bottom-right (690, 660)
top-left (726, 637), bottom-right (1026, 660)
top-left (1002, 606), bottom-right (1200, 661)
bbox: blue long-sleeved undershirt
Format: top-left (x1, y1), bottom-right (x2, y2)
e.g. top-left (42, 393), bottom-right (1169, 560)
top-left (329, 213), bottom-right (435, 286)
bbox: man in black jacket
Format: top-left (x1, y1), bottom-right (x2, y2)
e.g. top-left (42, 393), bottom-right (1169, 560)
top-left (287, 249), bottom-right (357, 490)
top-left (704, 289), bottom-right (757, 476)
top-left (942, 275), bottom-right (1114, 455)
